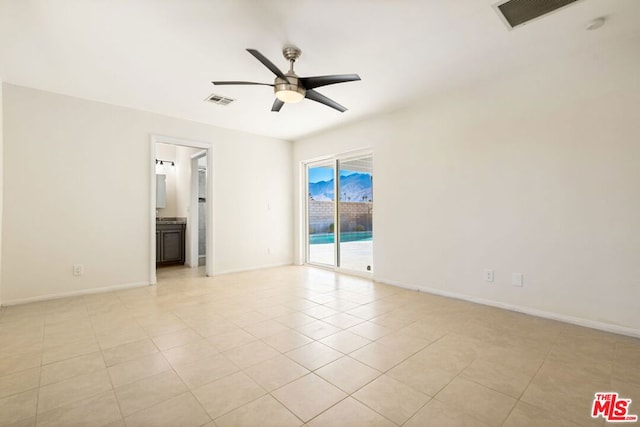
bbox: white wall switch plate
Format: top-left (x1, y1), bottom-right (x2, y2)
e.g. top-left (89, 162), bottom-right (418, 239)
top-left (512, 273), bottom-right (523, 287)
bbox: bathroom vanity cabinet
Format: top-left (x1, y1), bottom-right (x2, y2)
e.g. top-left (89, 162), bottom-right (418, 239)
top-left (156, 222), bottom-right (186, 266)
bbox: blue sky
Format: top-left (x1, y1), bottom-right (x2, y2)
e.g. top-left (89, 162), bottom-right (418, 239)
top-left (308, 167), bottom-right (333, 183)
top-left (308, 167), bottom-right (368, 183)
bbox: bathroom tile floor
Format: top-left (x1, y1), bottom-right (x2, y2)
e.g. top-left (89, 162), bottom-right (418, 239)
top-left (0, 265), bottom-right (638, 426)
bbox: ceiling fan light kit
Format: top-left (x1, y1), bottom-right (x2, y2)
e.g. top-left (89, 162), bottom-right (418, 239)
top-left (274, 77), bottom-right (305, 103)
top-left (212, 46), bottom-right (360, 112)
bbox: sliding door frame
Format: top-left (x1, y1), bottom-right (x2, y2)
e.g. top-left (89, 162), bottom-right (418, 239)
top-left (304, 158), bottom-right (337, 269)
top-left (303, 148), bottom-right (373, 276)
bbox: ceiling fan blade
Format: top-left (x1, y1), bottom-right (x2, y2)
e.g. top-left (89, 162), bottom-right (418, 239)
top-left (246, 49), bottom-right (289, 83)
top-left (299, 74), bottom-right (361, 90)
top-left (304, 89), bottom-right (347, 112)
top-left (212, 81), bottom-right (273, 86)
top-left (271, 99), bottom-right (284, 112)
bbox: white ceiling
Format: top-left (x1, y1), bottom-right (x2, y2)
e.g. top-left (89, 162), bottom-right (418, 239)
top-left (1, 0), bottom-right (639, 141)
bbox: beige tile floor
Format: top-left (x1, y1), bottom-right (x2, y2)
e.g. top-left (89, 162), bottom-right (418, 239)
top-left (0, 265), bottom-right (638, 426)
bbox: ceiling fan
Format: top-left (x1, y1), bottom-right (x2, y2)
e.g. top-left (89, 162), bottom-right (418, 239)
top-left (212, 46), bottom-right (361, 112)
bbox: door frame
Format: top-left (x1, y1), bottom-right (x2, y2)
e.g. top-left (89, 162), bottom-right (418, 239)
top-left (304, 158), bottom-right (339, 269)
top-left (149, 135), bottom-right (214, 284)
top-left (302, 148), bottom-right (373, 276)
top-left (188, 150), bottom-right (207, 268)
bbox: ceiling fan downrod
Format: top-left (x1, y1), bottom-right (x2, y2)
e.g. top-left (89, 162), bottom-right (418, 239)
top-left (282, 46), bottom-right (301, 74)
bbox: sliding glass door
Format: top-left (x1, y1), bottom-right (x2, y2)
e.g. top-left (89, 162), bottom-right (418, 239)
top-left (338, 157), bottom-right (373, 272)
top-left (307, 161), bottom-right (336, 266)
top-left (306, 154), bottom-right (373, 272)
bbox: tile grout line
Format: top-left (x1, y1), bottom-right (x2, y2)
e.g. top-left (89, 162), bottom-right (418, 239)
top-left (33, 310), bottom-right (46, 425)
top-left (498, 343), bottom-right (552, 427)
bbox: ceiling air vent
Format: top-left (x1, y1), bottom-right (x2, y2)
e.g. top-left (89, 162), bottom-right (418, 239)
top-left (205, 93), bottom-right (235, 106)
top-left (494, 0), bottom-right (583, 29)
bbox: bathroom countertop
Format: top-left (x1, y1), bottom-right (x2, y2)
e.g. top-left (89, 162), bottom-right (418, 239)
top-left (156, 217), bottom-right (187, 225)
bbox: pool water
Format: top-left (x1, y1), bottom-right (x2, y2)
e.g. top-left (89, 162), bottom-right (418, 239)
top-left (309, 231), bottom-right (372, 244)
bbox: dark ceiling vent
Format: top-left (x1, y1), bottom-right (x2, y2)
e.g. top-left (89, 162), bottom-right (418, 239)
top-left (495, 0), bottom-right (583, 29)
top-left (205, 93), bottom-right (235, 106)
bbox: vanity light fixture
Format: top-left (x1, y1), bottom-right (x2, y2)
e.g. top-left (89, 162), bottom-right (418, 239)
top-left (155, 159), bottom-right (175, 175)
top-left (156, 159), bottom-right (175, 167)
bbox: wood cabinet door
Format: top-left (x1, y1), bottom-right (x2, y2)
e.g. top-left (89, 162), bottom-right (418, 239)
top-left (161, 229), bottom-right (183, 262)
top-left (156, 230), bottom-right (161, 261)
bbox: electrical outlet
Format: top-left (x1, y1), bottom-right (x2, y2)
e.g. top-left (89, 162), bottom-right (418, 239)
top-left (267, 247), bottom-right (271, 254)
top-left (512, 273), bottom-right (524, 287)
top-left (72, 264), bottom-right (83, 276)
top-left (484, 269), bottom-right (494, 282)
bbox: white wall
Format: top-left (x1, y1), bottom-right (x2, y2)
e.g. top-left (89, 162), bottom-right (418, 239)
top-left (1, 84), bottom-right (293, 303)
top-left (155, 143), bottom-right (178, 217)
top-left (293, 36), bottom-right (640, 334)
top-left (0, 81), bottom-right (3, 304)
top-left (175, 145), bottom-right (199, 219)
top-left (154, 143), bottom-right (198, 219)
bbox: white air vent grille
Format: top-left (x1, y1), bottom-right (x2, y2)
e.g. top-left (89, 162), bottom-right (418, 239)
top-left (495, 0), bottom-right (583, 29)
top-left (205, 93), bottom-right (235, 106)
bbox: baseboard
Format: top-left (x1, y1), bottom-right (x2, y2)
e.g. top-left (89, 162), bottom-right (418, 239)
top-left (374, 276), bottom-right (640, 339)
top-left (211, 262), bottom-right (293, 276)
top-left (304, 263), bottom-right (373, 280)
top-left (0, 281), bottom-right (150, 306)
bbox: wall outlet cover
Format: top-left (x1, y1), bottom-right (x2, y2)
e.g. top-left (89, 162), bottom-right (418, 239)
top-left (72, 264), bottom-right (83, 276)
top-left (485, 269), bottom-right (494, 282)
top-left (512, 273), bottom-right (524, 287)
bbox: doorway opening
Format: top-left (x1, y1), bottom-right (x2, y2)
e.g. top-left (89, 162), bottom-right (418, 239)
top-left (305, 152), bottom-right (373, 274)
top-left (150, 135), bottom-right (214, 285)
top-left (190, 151), bottom-right (208, 268)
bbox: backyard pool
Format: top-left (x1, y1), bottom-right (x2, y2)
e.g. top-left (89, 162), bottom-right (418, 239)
top-left (309, 231), bottom-right (372, 244)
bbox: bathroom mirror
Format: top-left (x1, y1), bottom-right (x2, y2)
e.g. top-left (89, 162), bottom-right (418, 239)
top-left (156, 174), bottom-right (167, 208)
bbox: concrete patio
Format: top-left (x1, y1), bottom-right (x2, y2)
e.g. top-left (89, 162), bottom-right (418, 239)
top-left (308, 241), bottom-right (373, 272)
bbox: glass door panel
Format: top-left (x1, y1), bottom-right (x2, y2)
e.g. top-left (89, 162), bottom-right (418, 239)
top-left (307, 162), bottom-right (336, 266)
top-left (338, 157), bottom-right (373, 272)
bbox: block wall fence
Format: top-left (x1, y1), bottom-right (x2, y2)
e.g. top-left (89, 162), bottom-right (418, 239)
top-left (308, 200), bottom-right (372, 234)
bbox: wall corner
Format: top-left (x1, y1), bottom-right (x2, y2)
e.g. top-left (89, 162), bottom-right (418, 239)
top-left (0, 80), bottom-right (4, 306)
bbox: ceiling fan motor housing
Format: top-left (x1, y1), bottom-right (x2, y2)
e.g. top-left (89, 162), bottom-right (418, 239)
top-left (274, 74), bottom-right (306, 102)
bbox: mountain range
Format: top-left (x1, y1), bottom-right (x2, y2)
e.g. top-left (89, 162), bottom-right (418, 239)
top-left (309, 173), bottom-right (372, 202)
